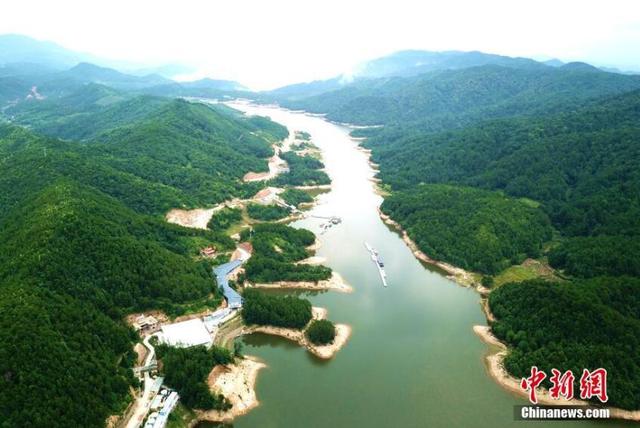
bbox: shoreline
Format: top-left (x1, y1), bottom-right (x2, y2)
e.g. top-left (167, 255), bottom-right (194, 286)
top-left (248, 271), bottom-right (353, 293)
top-left (377, 208), bottom-right (479, 288)
top-left (220, 306), bottom-right (351, 361)
top-left (243, 306), bottom-right (351, 360)
top-left (352, 126), bottom-right (640, 422)
top-left (350, 128), bottom-right (479, 289)
top-left (194, 355), bottom-right (267, 424)
top-left (473, 325), bottom-right (640, 422)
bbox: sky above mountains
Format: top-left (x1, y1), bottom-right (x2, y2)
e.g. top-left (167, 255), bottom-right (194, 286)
top-left (1, 0), bottom-right (639, 89)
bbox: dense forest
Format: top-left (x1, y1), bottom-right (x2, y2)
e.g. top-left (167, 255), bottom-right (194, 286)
top-left (489, 278), bottom-right (640, 410)
top-left (272, 151), bottom-right (330, 186)
top-left (156, 345), bottom-right (233, 410)
top-left (247, 203), bottom-right (291, 221)
top-left (381, 184), bottom-right (552, 274)
top-left (241, 223), bottom-right (332, 283)
top-left (242, 288), bottom-right (313, 329)
top-left (0, 75), bottom-right (288, 427)
top-left (280, 188), bottom-right (314, 207)
top-left (207, 207), bottom-right (243, 231)
top-left (0, 97), bottom-right (287, 216)
top-left (370, 91), bottom-right (640, 278)
top-left (278, 63), bottom-right (640, 127)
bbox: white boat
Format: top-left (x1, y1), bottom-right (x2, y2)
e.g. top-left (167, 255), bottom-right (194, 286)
top-left (364, 242), bottom-right (388, 287)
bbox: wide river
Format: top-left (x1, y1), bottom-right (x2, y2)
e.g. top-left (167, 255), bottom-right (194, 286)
top-left (203, 102), bottom-right (621, 428)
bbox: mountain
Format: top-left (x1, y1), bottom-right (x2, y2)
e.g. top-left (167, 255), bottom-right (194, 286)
top-left (263, 50), bottom-right (551, 103)
top-left (372, 89), bottom-right (640, 243)
top-left (0, 34), bottom-right (91, 69)
top-left (264, 76), bottom-right (345, 102)
top-left (542, 58), bottom-right (564, 67)
top-left (141, 77), bottom-right (248, 98)
top-left (181, 78), bottom-right (247, 91)
top-left (2, 97), bottom-right (285, 215)
top-left (0, 89), bottom-right (289, 426)
top-left (0, 34), bottom-right (197, 81)
top-left (278, 63), bottom-right (640, 127)
top-left (351, 50), bottom-right (546, 79)
top-left (59, 62), bottom-right (172, 89)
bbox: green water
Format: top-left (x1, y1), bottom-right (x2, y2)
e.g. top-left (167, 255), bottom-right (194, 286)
top-left (202, 102), bottom-right (627, 428)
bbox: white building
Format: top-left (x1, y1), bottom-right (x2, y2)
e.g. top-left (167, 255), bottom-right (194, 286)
top-left (159, 319), bottom-right (212, 348)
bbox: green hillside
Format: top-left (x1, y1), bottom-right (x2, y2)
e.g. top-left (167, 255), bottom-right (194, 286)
top-left (1, 97), bottom-right (287, 215)
top-left (381, 185), bottom-right (552, 274)
top-left (272, 51), bottom-right (640, 412)
top-left (489, 278), bottom-right (640, 410)
top-left (370, 90), bottom-right (640, 277)
top-left (0, 90), bottom-right (288, 427)
top-left (281, 64), bottom-right (640, 127)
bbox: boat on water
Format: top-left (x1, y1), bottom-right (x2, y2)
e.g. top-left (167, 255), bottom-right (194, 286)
top-left (364, 241), bottom-right (388, 287)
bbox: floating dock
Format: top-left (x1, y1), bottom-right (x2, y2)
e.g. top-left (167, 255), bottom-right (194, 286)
top-left (364, 242), bottom-right (388, 287)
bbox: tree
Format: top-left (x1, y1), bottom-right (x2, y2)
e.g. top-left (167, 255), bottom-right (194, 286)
top-left (306, 320), bottom-right (337, 345)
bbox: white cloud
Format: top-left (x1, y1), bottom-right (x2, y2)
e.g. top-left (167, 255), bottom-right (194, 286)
top-left (1, 0), bottom-right (639, 89)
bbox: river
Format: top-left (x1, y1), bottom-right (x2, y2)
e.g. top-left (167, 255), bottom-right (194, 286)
top-left (201, 102), bottom-right (622, 428)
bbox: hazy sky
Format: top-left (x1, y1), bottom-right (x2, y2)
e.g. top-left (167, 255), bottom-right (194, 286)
top-left (1, 0), bottom-right (639, 89)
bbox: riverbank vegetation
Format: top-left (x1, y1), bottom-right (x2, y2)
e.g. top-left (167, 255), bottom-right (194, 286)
top-left (306, 320), bottom-right (337, 345)
top-left (272, 151), bottom-right (330, 186)
top-left (381, 184), bottom-right (552, 274)
top-left (281, 188), bottom-right (313, 207)
top-left (242, 288), bottom-right (313, 329)
top-left (247, 203), bottom-right (290, 221)
top-left (156, 345), bottom-right (233, 410)
top-left (489, 278), bottom-right (640, 410)
top-left (241, 223), bottom-right (332, 283)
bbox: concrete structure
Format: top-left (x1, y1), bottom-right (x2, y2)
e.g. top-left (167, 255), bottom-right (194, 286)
top-left (159, 319), bottom-right (212, 348)
top-left (132, 315), bottom-right (159, 333)
top-left (213, 260), bottom-right (244, 309)
top-left (203, 308), bottom-right (233, 332)
top-left (144, 390), bottom-right (179, 428)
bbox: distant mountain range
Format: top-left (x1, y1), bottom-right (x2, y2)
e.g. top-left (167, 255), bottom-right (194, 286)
top-left (0, 34), bottom-right (248, 105)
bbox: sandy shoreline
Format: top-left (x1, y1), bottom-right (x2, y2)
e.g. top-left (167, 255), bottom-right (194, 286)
top-left (377, 209), bottom-right (478, 288)
top-left (244, 306), bottom-right (351, 360)
top-left (249, 271), bottom-right (353, 293)
top-left (195, 356), bottom-right (267, 424)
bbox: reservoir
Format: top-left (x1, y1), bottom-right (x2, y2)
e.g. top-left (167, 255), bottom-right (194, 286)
top-left (201, 102), bottom-right (622, 428)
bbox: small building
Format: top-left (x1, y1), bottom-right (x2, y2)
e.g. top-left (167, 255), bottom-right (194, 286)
top-left (133, 315), bottom-right (159, 333)
top-left (253, 187), bottom-right (281, 205)
top-left (238, 241), bottom-right (253, 255)
top-left (200, 246), bottom-right (216, 258)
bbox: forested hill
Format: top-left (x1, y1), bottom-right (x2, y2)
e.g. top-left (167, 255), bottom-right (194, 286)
top-left (0, 85), bottom-right (287, 426)
top-left (276, 63), bottom-right (640, 128)
top-left (268, 51), bottom-right (640, 410)
top-left (374, 90), bottom-right (640, 277)
top-left (268, 56), bottom-right (640, 279)
top-left (1, 97), bottom-right (287, 215)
